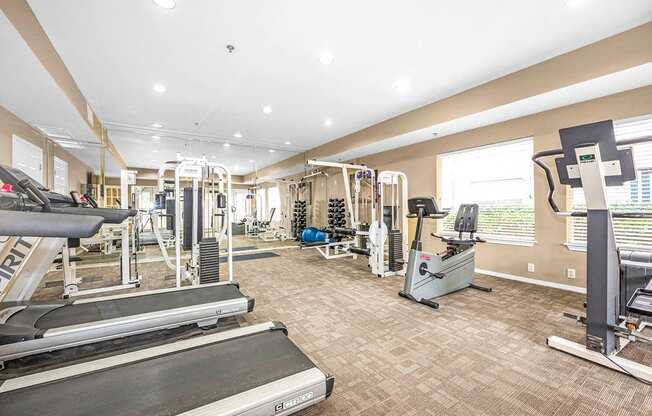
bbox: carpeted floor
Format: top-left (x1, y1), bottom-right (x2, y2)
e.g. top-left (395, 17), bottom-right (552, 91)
top-left (34, 248), bottom-right (652, 415)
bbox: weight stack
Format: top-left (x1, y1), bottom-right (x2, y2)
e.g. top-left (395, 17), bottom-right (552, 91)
top-left (388, 230), bottom-right (403, 272)
top-left (328, 198), bottom-right (346, 229)
top-left (292, 200), bottom-right (307, 240)
top-left (358, 223), bottom-right (370, 250)
top-left (183, 187), bottom-right (203, 250)
top-left (198, 237), bottom-right (220, 284)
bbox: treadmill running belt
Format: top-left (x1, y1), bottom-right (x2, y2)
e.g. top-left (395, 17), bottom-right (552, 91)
top-left (29, 284), bottom-right (245, 330)
top-left (0, 330), bottom-right (315, 416)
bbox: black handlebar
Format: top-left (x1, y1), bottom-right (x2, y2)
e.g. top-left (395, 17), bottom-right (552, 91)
top-left (531, 149), bottom-right (563, 213)
top-left (18, 178), bottom-right (51, 212)
top-left (83, 193), bottom-right (99, 208)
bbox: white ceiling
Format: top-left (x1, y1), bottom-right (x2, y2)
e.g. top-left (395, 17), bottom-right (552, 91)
top-left (0, 11), bottom-right (125, 176)
top-left (19, 0), bottom-right (652, 175)
top-left (270, 62), bottom-right (652, 178)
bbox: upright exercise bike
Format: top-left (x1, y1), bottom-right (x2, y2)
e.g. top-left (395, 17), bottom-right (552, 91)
top-left (399, 197), bottom-right (491, 309)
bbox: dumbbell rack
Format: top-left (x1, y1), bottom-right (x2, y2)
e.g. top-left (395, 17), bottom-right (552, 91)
top-left (328, 198), bottom-right (346, 229)
top-left (292, 200), bottom-right (307, 240)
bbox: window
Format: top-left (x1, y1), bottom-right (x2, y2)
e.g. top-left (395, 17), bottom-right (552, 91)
top-left (12, 135), bottom-right (43, 184)
top-left (568, 116), bottom-right (652, 250)
top-left (53, 156), bottom-right (69, 195)
top-left (439, 138), bottom-right (535, 244)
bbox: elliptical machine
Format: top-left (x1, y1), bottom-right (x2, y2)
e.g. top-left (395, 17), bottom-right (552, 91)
top-left (399, 197), bottom-right (491, 309)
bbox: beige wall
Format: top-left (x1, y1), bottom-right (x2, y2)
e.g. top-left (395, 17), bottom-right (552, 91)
top-left (348, 85), bottom-right (652, 289)
top-left (0, 105), bottom-right (91, 191)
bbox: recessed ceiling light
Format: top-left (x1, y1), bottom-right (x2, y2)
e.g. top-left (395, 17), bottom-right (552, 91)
top-left (152, 122), bottom-right (163, 128)
top-left (268, 149), bottom-right (275, 153)
top-left (394, 77), bottom-right (412, 93)
top-left (284, 141), bottom-right (291, 145)
top-left (324, 119), bottom-right (333, 127)
top-left (152, 0), bottom-right (176, 9)
top-left (223, 142), bottom-right (231, 148)
top-left (211, 155), bottom-right (216, 159)
top-left (262, 105), bottom-right (272, 114)
top-left (152, 135), bottom-right (161, 140)
top-left (152, 149), bottom-right (159, 153)
top-left (233, 132), bottom-right (243, 138)
top-left (153, 83), bottom-right (167, 93)
top-left (234, 165), bottom-right (240, 170)
top-left (563, 0), bottom-right (586, 6)
top-left (249, 159), bottom-right (254, 163)
top-left (319, 51), bottom-right (334, 65)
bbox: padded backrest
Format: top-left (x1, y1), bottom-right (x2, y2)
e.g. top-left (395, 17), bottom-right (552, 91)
top-left (454, 204), bottom-right (479, 233)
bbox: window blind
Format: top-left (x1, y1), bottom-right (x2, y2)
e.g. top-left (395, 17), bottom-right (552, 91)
top-left (439, 138), bottom-right (535, 243)
top-left (569, 116), bottom-right (652, 250)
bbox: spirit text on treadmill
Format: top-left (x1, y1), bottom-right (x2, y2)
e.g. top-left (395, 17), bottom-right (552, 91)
top-left (0, 237), bottom-right (33, 285)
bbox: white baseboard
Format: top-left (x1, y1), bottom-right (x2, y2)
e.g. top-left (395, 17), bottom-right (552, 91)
top-left (475, 268), bottom-right (586, 294)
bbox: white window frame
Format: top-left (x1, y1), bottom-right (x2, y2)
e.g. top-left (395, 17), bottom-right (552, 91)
top-left (53, 156), bottom-right (69, 195)
top-left (12, 135), bottom-right (43, 185)
top-left (566, 115), bottom-right (652, 251)
top-left (438, 137), bottom-right (535, 246)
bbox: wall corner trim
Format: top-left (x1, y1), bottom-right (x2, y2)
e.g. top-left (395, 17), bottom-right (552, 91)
top-left (475, 268), bottom-right (586, 294)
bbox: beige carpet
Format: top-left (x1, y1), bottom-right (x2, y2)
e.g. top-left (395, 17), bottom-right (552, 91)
top-left (35, 248), bottom-right (652, 416)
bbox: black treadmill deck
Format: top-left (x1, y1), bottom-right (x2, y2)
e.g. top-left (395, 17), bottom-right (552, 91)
top-left (0, 329), bottom-right (316, 416)
top-left (29, 284), bottom-right (246, 330)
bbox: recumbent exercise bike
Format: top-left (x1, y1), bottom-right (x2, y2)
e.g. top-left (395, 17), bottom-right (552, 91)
top-left (399, 197), bottom-right (491, 309)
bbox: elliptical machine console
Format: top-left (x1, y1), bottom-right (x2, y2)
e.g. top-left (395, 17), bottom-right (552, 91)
top-left (399, 197), bottom-right (491, 309)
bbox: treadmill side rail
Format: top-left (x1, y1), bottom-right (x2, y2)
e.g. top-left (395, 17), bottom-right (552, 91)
top-left (0, 297), bottom-right (251, 365)
top-left (71, 280), bottom-right (241, 305)
top-left (179, 368), bottom-right (329, 416)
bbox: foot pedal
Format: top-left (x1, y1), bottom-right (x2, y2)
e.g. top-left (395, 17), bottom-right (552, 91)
top-left (627, 288), bottom-right (652, 317)
top-left (199, 238), bottom-right (220, 284)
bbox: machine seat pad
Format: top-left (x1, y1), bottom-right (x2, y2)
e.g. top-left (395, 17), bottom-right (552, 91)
top-left (440, 237), bottom-right (478, 246)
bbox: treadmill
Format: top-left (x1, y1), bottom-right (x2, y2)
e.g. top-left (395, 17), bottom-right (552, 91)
top-left (0, 207), bottom-right (334, 415)
top-left (0, 174), bottom-right (254, 368)
top-left (0, 322), bottom-right (334, 416)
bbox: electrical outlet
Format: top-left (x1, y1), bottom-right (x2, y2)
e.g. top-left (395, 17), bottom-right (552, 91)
top-left (567, 268), bottom-right (576, 279)
top-left (527, 263), bottom-right (535, 273)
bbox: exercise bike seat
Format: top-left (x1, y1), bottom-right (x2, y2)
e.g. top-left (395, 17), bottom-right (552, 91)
top-left (432, 233), bottom-right (483, 246)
